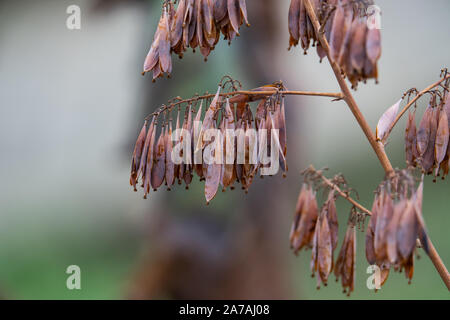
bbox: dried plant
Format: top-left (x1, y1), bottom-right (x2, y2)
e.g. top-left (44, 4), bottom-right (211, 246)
top-left (129, 0), bottom-right (450, 295)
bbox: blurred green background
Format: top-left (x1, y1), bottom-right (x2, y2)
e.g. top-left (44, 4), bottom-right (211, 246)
top-left (0, 0), bottom-right (448, 299)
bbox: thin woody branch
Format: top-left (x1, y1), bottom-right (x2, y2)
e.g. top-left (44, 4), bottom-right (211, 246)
top-left (383, 74), bottom-right (450, 142)
top-left (309, 165), bottom-right (372, 216)
top-left (145, 89), bottom-right (343, 120)
top-left (303, 0), bottom-right (394, 176)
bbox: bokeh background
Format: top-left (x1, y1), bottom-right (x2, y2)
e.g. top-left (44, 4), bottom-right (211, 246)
top-left (0, 0), bottom-right (449, 299)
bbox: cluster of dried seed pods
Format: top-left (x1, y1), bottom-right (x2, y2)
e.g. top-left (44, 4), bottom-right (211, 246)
top-left (288, 0), bottom-right (381, 89)
top-left (130, 81), bottom-right (288, 203)
top-left (143, 0), bottom-right (249, 80)
top-left (290, 170), bottom-right (361, 296)
top-left (365, 171), bottom-right (429, 288)
top-left (405, 93), bottom-right (450, 180)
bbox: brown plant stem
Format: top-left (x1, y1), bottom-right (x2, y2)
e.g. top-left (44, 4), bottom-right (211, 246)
top-left (303, 0), bottom-right (450, 290)
top-left (383, 74), bottom-right (450, 142)
top-left (303, 0), bottom-right (394, 176)
top-left (310, 165), bottom-right (372, 216)
top-left (145, 90), bottom-right (343, 120)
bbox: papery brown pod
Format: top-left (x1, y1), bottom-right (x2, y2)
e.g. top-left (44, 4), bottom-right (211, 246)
top-left (441, 94), bottom-right (450, 178)
top-left (222, 99), bottom-right (236, 189)
top-left (165, 120), bottom-right (175, 190)
top-left (349, 18), bottom-right (367, 76)
top-left (421, 107), bottom-right (438, 173)
top-left (130, 122), bottom-right (147, 191)
top-left (365, 27), bottom-right (381, 66)
top-left (151, 126), bottom-right (166, 190)
top-left (183, 106), bottom-right (193, 188)
top-left (329, 2), bottom-right (346, 62)
top-left (317, 213), bottom-right (333, 286)
top-left (171, 0), bottom-right (187, 56)
top-left (193, 102), bottom-right (204, 179)
top-left (292, 186), bottom-right (319, 253)
top-left (416, 104), bottom-right (433, 156)
top-left (158, 8), bottom-right (172, 78)
top-left (213, 0), bottom-right (227, 22)
top-left (376, 99), bottom-right (400, 142)
top-left (335, 224), bottom-right (356, 296)
top-left (337, 7), bottom-right (354, 68)
top-left (396, 200), bottom-right (418, 263)
top-left (365, 193), bottom-right (380, 265)
top-left (374, 189), bottom-right (393, 264)
top-left (143, 120), bottom-right (157, 197)
top-left (413, 181), bottom-right (429, 255)
top-left (291, 184), bottom-right (308, 246)
top-left (326, 191), bottom-right (339, 253)
top-left (138, 117), bottom-right (156, 188)
top-left (298, 0), bottom-right (309, 52)
top-left (434, 109), bottom-right (449, 177)
top-left (310, 212), bottom-right (320, 278)
top-left (405, 109), bottom-right (418, 167)
top-left (204, 121), bottom-right (222, 204)
top-left (386, 198), bottom-right (407, 264)
top-left (288, 0), bottom-right (301, 49)
top-left (197, 87), bottom-right (221, 151)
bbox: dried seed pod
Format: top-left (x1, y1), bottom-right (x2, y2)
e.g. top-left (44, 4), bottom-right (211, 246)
top-left (329, 2), bottom-right (346, 62)
top-left (171, 0), bottom-right (187, 55)
top-left (151, 126), bottom-right (167, 190)
top-left (317, 213), bottom-right (333, 286)
top-left (376, 99), bottom-right (401, 142)
top-left (365, 193), bottom-right (380, 265)
top-left (421, 107), bottom-right (438, 173)
top-left (288, 0), bottom-right (301, 49)
top-left (326, 191), bottom-right (339, 253)
top-left (374, 189), bottom-right (393, 264)
top-left (197, 86), bottom-right (221, 151)
top-left (293, 186), bottom-right (319, 253)
top-left (193, 102), bottom-right (204, 179)
top-left (396, 200), bottom-right (418, 262)
top-left (335, 224), bottom-right (356, 296)
top-left (165, 120), bottom-right (175, 190)
top-left (130, 122), bottom-right (147, 191)
top-left (434, 109), bottom-right (449, 176)
top-left (204, 122), bottom-right (222, 204)
top-left (139, 117), bottom-right (156, 188)
top-left (349, 18), bottom-right (367, 76)
top-left (213, 0), bottom-right (227, 22)
top-left (222, 99), bottom-right (236, 189)
top-left (143, 121), bottom-right (157, 197)
top-left (416, 104), bottom-right (433, 156)
top-left (386, 198), bottom-right (407, 264)
top-left (365, 27), bottom-right (381, 66)
top-left (405, 109), bottom-right (418, 167)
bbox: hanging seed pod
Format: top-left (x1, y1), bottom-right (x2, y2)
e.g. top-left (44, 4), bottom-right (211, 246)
top-left (365, 193), bottom-right (380, 265)
top-left (222, 99), bottom-right (236, 189)
top-left (291, 184), bottom-right (308, 246)
top-left (421, 107), bottom-right (438, 173)
top-left (288, 0), bottom-right (301, 49)
top-left (405, 109), bottom-right (418, 167)
top-left (204, 121), bottom-right (222, 204)
top-left (139, 117), bottom-right (156, 188)
top-left (365, 27), bottom-right (381, 81)
top-left (337, 7), bottom-right (354, 67)
top-left (197, 87), bottom-right (221, 151)
top-left (292, 186), bottom-right (319, 253)
top-left (144, 120), bottom-right (157, 197)
top-left (325, 191), bottom-right (339, 253)
top-left (349, 18), bottom-right (367, 77)
top-left (171, 0), bottom-right (187, 57)
top-left (165, 120), bottom-right (175, 190)
top-left (151, 126), bottom-right (167, 190)
top-left (329, 1), bottom-right (346, 62)
top-left (193, 102), bottom-right (204, 179)
top-left (317, 213), bottom-right (333, 286)
top-left (376, 99), bottom-right (401, 142)
top-left (335, 223), bottom-right (356, 296)
top-left (374, 189), bottom-right (393, 264)
top-left (183, 105), bottom-right (193, 188)
top-left (386, 198), bottom-right (407, 264)
top-left (416, 104), bottom-right (433, 156)
top-left (434, 109), bottom-right (449, 177)
top-left (396, 200), bottom-right (418, 262)
top-left (130, 122), bottom-right (147, 191)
